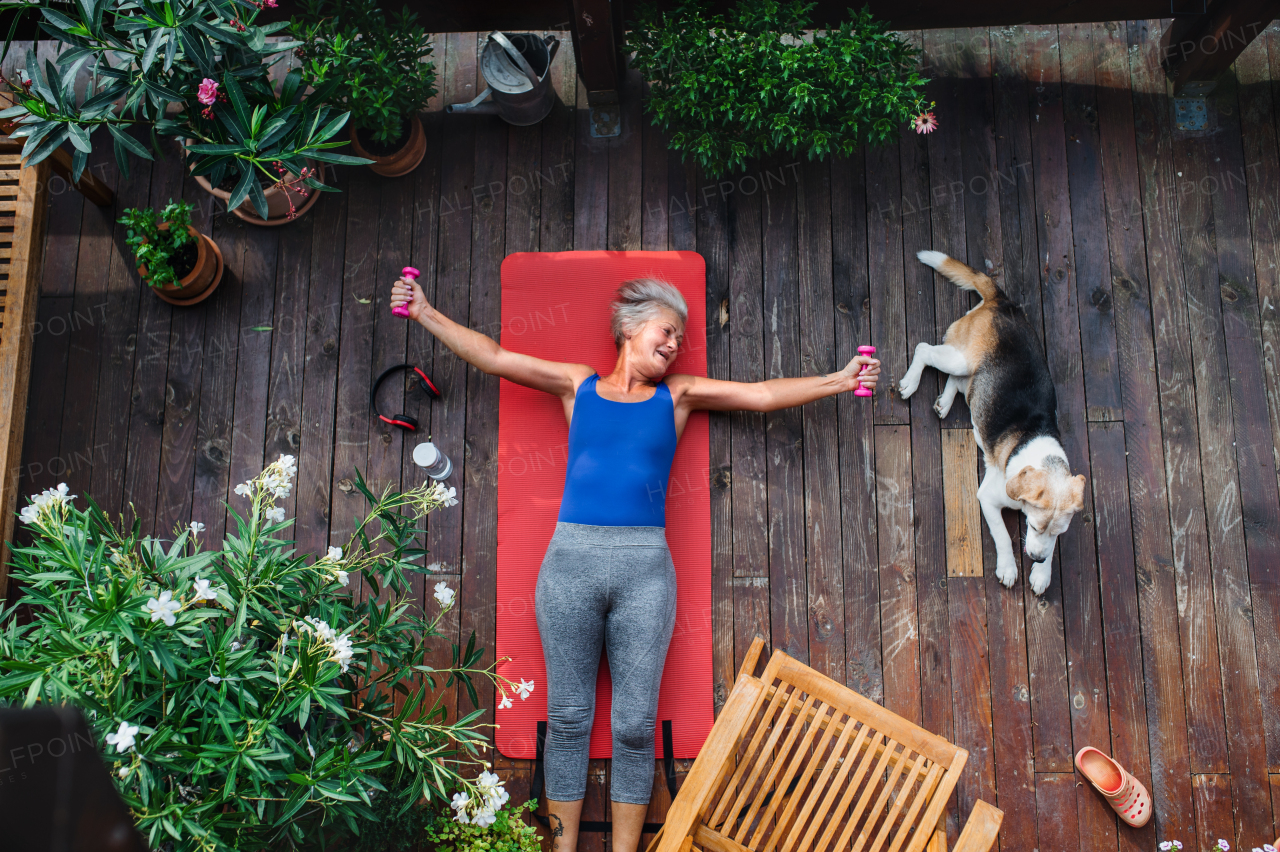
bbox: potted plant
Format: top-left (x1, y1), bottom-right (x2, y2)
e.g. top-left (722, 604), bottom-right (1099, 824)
top-left (0, 460), bottom-right (536, 852)
top-left (624, 0), bottom-right (933, 178)
top-left (0, 0), bottom-right (372, 223)
top-left (291, 0), bottom-right (437, 177)
top-left (120, 198), bottom-right (224, 306)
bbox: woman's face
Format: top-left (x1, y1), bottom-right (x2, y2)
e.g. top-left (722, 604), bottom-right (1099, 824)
top-left (625, 307), bottom-right (685, 375)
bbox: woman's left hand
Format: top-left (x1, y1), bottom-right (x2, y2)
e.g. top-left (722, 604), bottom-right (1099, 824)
top-left (847, 355), bottom-right (881, 394)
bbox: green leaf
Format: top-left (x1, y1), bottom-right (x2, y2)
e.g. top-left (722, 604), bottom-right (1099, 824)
top-left (225, 163), bottom-right (254, 215)
top-left (221, 71), bottom-right (251, 131)
top-left (107, 123), bottom-right (153, 162)
top-left (68, 124), bottom-right (91, 153)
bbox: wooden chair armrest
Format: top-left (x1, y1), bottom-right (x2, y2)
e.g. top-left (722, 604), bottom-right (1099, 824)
top-left (736, 635), bottom-right (766, 681)
top-left (952, 800), bottom-right (1003, 852)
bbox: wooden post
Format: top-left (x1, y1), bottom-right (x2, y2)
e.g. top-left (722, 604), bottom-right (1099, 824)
top-left (569, 0), bottom-right (621, 105)
top-left (1160, 0), bottom-right (1278, 94)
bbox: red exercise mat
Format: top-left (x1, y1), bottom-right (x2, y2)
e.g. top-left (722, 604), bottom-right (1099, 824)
top-left (495, 251), bottom-right (713, 760)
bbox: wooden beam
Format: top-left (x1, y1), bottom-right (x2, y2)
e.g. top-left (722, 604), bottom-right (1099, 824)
top-left (1160, 0), bottom-right (1279, 94)
top-left (569, 0), bottom-right (620, 104)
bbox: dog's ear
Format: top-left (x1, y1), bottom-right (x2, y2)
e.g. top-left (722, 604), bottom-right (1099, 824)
top-left (1067, 474), bottom-right (1086, 512)
top-left (1006, 466), bottom-right (1048, 505)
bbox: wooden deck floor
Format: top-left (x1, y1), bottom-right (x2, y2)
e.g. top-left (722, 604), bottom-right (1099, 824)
top-left (14, 18), bottom-right (1280, 850)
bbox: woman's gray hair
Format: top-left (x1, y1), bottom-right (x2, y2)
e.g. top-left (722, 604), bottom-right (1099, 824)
top-left (609, 278), bottom-right (688, 349)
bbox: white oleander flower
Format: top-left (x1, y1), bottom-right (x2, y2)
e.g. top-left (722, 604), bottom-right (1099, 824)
top-left (434, 581), bottom-right (455, 609)
top-left (335, 570), bottom-right (349, 587)
top-left (264, 506), bottom-right (285, 523)
top-left (189, 521), bottom-right (205, 534)
top-left (145, 590), bottom-right (181, 626)
top-left (105, 721), bottom-right (139, 753)
top-left (19, 504), bottom-right (39, 525)
top-left (327, 546), bottom-right (343, 562)
top-left (514, 678), bottom-right (535, 700)
top-left (498, 694), bottom-right (513, 709)
top-left (430, 481), bottom-right (459, 507)
top-left (117, 765), bottom-right (129, 778)
top-left (191, 578), bottom-right (218, 602)
top-left (472, 808), bottom-right (496, 829)
top-left (234, 483), bottom-right (252, 497)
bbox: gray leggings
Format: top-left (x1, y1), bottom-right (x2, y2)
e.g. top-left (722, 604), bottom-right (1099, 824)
top-left (534, 521), bottom-right (678, 805)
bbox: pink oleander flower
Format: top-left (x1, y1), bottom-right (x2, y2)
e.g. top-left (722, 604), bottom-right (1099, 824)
top-left (913, 111), bottom-right (938, 134)
top-left (197, 78), bottom-right (218, 106)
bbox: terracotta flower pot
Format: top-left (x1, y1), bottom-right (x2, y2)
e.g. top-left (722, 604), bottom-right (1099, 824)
top-left (348, 115), bottom-right (426, 178)
top-left (191, 160), bottom-right (323, 226)
top-left (138, 223), bottom-right (224, 306)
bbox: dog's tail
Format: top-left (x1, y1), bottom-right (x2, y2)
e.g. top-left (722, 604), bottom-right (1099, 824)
top-left (916, 250), bottom-right (1001, 303)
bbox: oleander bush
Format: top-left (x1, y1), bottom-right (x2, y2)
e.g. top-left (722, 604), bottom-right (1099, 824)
top-left (0, 456), bottom-right (535, 852)
top-left (625, 0), bottom-right (931, 177)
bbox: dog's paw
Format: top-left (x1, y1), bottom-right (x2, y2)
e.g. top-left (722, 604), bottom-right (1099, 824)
top-left (1029, 561), bottom-right (1052, 595)
top-left (934, 393), bottom-right (953, 418)
top-left (995, 556), bottom-right (1018, 588)
top-left (897, 373), bottom-right (919, 400)
top-left (917, 250), bottom-right (949, 269)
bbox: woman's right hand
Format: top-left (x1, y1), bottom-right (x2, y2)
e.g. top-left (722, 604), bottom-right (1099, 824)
top-left (391, 275), bottom-right (432, 322)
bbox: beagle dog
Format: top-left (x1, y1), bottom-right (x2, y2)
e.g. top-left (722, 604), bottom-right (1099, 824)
top-left (898, 250), bottom-right (1085, 595)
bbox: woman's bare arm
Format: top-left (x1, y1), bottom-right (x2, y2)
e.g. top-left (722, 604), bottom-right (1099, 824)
top-left (667, 356), bottom-right (880, 412)
top-left (390, 275), bottom-right (592, 397)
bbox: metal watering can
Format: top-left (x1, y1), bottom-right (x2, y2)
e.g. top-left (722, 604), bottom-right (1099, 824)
top-left (446, 31), bottom-right (560, 126)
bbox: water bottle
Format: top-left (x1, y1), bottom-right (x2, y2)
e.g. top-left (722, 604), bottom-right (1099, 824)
top-left (413, 441), bottom-right (453, 480)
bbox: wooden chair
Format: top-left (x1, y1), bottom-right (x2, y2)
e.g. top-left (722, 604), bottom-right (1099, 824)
top-left (646, 636), bottom-right (1002, 852)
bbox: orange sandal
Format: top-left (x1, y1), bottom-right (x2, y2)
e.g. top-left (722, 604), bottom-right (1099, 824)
top-left (1075, 746), bottom-right (1152, 827)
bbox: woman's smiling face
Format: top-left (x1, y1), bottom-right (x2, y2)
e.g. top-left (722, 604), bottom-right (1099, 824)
top-left (625, 307), bottom-right (685, 375)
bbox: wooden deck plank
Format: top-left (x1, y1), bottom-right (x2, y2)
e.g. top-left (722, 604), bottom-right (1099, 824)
top-left (941, 429), bottom-right (983, 577)
top-left (727, 169), bottom-right (768, 583)
top-left (1059, 22), bottom-right (1124, 422)
top-left (949, 575), bottom-right (995, 844)
top-left (461, 82), bottom-right (508, 767)
top-left (607, 66), bottom-right (643, 251)
top-left (120, 150), bottom-right (186, 534)
top-left (1019, 24), bottom-right (1076, 776)
top-left (864, 121), bottom-right (909, 426)
top-left (1245, 20), bottom-right (1280, 784)
top-left (1087, 421), bottom-right (1161, 849)
top-left (896, 38), bottom-right (955, 781)
top-left (761, 154), bottom-right (807, 664)
top-left (1192, 774), bottom-right (1236, 852)
top-left (1034, 772), bottom-right (1080, 852)
top-left (1198, 42), bottom-right (1280, 843)
top-left (574, 73), bottom-right (609, 251)
top-left (921, 29), bottom-right (971, 431)
top-left (874, 423), bottom-right (920, 726)
top-left (830, 150), bottom-right (882, 706)
top-left (798, 157), bottom-right (844, 683)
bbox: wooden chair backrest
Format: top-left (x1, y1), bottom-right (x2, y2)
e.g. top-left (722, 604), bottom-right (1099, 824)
top-left (658, 639), bottom-right (968, 852)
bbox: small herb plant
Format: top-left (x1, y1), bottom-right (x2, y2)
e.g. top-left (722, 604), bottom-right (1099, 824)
top-left (291, 0), bottom-right (438, 146)
top-left (626, 0), bottom-right (932, 177)
top-left (119, 199), bottom-right (198, 288)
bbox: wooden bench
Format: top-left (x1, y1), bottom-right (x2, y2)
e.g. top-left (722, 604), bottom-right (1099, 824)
top-left (646, 636), bottom-right (1003, 852)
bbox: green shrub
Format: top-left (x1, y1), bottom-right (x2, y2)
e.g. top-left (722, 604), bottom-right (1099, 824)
top-left (626, 0), bottom-right (931, 177)
top-left (0, 458), bottom-right (529, 852)
top-left (426, 797), bottom-right (542, 852)
top-left (291, 0), bottom-right (438, 146)
top-left (119, 198), bottom-right (198, 289)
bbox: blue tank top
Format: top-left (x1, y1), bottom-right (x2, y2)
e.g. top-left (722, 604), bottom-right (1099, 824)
top-left (557, 374), bottom-right (678, 527)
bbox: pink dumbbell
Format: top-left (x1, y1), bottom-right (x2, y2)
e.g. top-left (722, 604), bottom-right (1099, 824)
top-left (854, 345), bottom-right (876, 397)
top-left (392, 266), bottom-right (420, 318)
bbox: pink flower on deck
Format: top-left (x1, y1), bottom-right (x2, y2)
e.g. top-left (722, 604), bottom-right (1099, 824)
top-left (913, 111), bottom-right (938, 134)
top-left (197, 78), bottom-right (219, 106)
